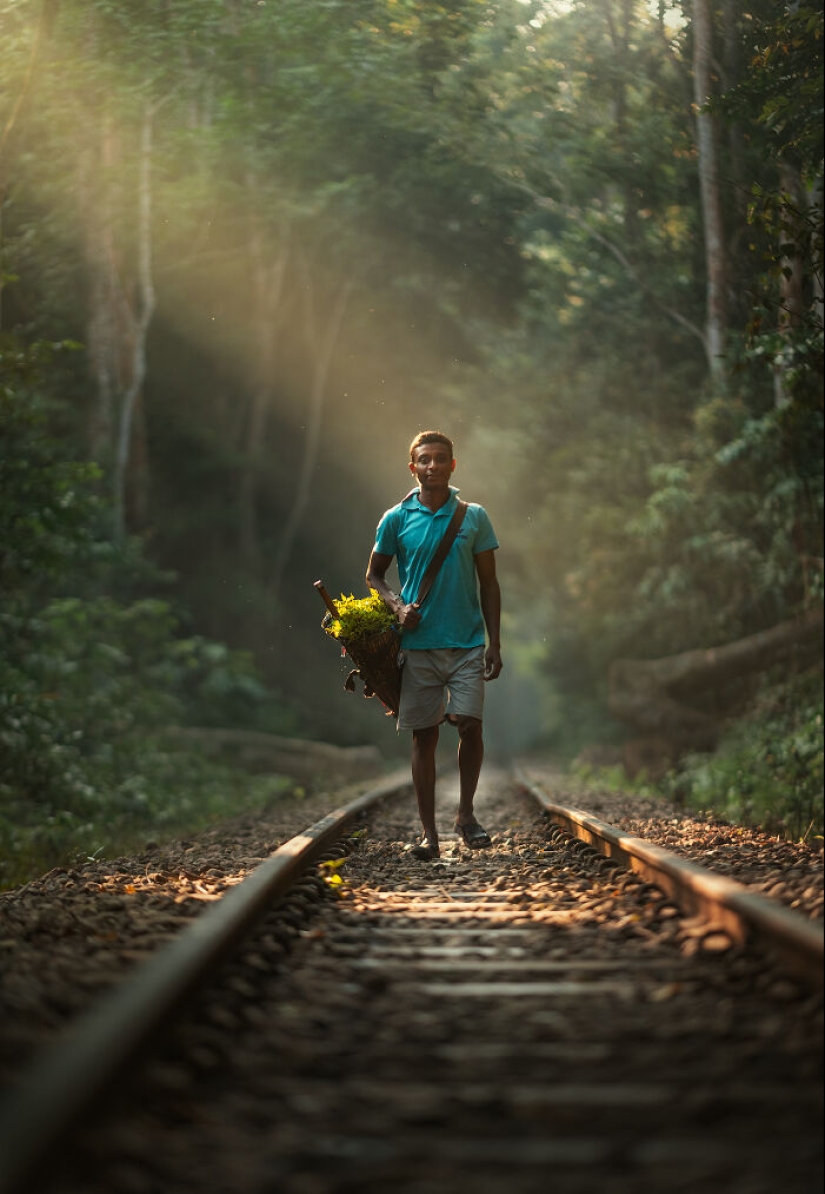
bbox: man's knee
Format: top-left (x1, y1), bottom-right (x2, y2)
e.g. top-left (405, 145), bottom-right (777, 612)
top-left (413, 724), bottom-right (440, 751)
top-left (455, 715), bottom-right (483, 740)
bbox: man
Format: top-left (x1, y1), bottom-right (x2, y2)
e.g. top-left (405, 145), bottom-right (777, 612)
top-left (366, 430), bottom-right (502, 861)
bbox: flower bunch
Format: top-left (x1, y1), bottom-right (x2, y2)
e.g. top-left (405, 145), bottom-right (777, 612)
top-left (324, 590), bottom-right (395, 642)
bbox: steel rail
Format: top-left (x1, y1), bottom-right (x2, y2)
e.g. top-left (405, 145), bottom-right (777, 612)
top-left (514, 766), bottom-right (824, 990)
top-left (0, 769), bottom-right (410, 1194)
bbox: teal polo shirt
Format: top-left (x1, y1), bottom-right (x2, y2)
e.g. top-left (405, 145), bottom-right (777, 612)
top-left (373, 487), bottom-right (499, 650)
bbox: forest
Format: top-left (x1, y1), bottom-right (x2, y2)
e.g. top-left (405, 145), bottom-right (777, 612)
top-left (0, 0), bottom-right (822, 887)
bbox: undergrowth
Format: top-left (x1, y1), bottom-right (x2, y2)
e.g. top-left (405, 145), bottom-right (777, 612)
top-left (0, 753), bottom-right (294, 891)
top-left (571, 670), bottom-right (824, 846)
top-left (664, 670), bottom-right (824, 845)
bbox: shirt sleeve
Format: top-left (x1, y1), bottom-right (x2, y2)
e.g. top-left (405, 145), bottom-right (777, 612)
top-left (374, 507), bottom-right (400, 556)
top-left (472, 506), bottom-right (499, 555)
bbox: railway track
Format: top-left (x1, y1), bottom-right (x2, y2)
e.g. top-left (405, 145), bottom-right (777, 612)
top-left (0, 766), bottom-right (822, 1194)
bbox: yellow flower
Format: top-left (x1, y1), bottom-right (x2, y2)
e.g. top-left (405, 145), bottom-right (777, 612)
top-left (325, 590), bottom-right (395, 642)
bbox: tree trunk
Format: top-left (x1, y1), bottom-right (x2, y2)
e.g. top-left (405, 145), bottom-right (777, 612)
top-left (720, 0), bottom-right (749, 320)
top-left (608, 608), bottom-right (824, 750)
top-left (162, 728), bottom-right (381, 785)
top-left (811, 170), bottom-right (824, 330)
top-left (128, 391), bottom-right (150, 529)
top-left (601, 0), bottom-right (638, 246)
top-left (773, 157), bottom-right (809, 407)
top-left (82, 111), bottom-right (120, 462)
top-left (269, 264), bottom-right (354, 601)
top-left (113, 101), bottom-right (156, 542)
top-left (238, 222), bottom-right (290, 572)
top-left (692, 0), bottom-right (728, 375)
top-left (0, 0), bottom-right (60, 328)
top-left (721, 0), bottom-right (745, 194)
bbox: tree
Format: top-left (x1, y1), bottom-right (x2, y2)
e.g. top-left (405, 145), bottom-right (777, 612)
top-left (692, 0), bottom-right (728, 374)
top-left (1, 0), bottom-right (821, 770)
top-left (726, 3), bottom-right (824, 406)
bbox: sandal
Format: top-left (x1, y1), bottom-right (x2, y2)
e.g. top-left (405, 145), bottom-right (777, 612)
top-left (410, 841), bottom-right (440, 861)
top-left (454, 819), bottom-right (492, 849)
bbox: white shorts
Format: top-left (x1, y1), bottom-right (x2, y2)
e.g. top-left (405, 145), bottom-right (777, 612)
top-left (397, 645), bottom-right (486, 731)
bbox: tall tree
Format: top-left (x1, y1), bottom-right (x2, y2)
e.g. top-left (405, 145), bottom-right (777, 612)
top-left (692, 0), bottom-right (728, 374)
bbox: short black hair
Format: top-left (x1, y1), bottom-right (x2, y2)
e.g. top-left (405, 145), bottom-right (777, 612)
top-left (409, 430), bottom-right (454, 460)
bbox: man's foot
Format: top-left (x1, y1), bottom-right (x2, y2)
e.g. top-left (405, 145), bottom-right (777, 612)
top-left (410, 839), bottom-right (440, 861)
top-left (454, 818), bottom-right (492, 849)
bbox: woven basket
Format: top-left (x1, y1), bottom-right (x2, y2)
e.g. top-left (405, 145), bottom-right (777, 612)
top-left (339, 626), bottom-right (402, 717)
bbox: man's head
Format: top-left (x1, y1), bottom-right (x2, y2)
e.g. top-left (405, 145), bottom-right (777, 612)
top-left (409, 430), bottom-right (454, 462)
top-left (408, 431), bottom-right (456, 491)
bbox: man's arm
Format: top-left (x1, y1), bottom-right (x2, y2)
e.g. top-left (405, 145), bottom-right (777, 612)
top-left (366, 550), bottom-right (422, 629)
top-left (475, 549), bottom-right (502, 680)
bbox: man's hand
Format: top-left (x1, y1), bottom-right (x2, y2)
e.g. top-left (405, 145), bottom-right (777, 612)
top-left (484, 646), bottom-right (502, 681)
top-left (397, 601), bottom-right (422, 630)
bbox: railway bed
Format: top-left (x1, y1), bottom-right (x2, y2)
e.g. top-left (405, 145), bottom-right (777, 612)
top-left (0, 766), bottom-right (822, 1194)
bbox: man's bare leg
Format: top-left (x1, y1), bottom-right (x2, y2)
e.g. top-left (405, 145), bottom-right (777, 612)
top-left (411, 724), bottom-right (440, 853)
top-left (454, 716), bottom-right (492, 846)
top-left (455, 716), bottom-right (483, 823)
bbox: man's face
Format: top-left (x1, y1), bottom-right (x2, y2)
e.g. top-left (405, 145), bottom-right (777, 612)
top-left (409, 442), bottom-right (456, 489)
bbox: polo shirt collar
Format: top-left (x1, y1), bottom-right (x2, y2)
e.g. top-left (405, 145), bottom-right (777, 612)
top-left (402, 485), bottom-right (460, 514)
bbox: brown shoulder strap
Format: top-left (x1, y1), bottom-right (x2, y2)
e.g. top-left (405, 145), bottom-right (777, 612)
top-left (415, 500), bottom-right (468, 607)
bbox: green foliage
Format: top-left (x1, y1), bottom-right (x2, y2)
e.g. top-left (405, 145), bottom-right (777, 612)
top-left (0, 754), bottom-right (293, 892)
top-left (719, 4), bottom-right (824, 175)
top-left (718, 4), bottom-right (824, 414)
top-left (165, 636), bottom-right (299, 734)
top-left (664, 672), bottom-right (824, 843)
top-left (324, 590), bottom-right (396, 642)
top-left (0, 340), bottom-right (98, 599)
top-left (0, 585), bottom-right (297, 889)
top-left (0, 337), bottom-right (298, 888)
top-left (618, 392), bottom-right (824, 649)
top-left (1, 0), bottom-right (822, 852)
top-left (448, 0), bottom-right (823, 755)
top-left (0, 580), bottom-right (299, 885)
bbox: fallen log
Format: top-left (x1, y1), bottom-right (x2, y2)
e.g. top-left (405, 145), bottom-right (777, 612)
top-left (162, 728), bottom-right (383, 784)
top-left (607, 608), bottom-right (824, 755)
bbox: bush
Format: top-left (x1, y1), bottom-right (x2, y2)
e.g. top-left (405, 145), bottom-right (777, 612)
top-left (0, 753), bottom-right (293, 890)
top-left (0, 337), bottom-right (300, 889)
top-left (665, 670), bottom-right (824, 843)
